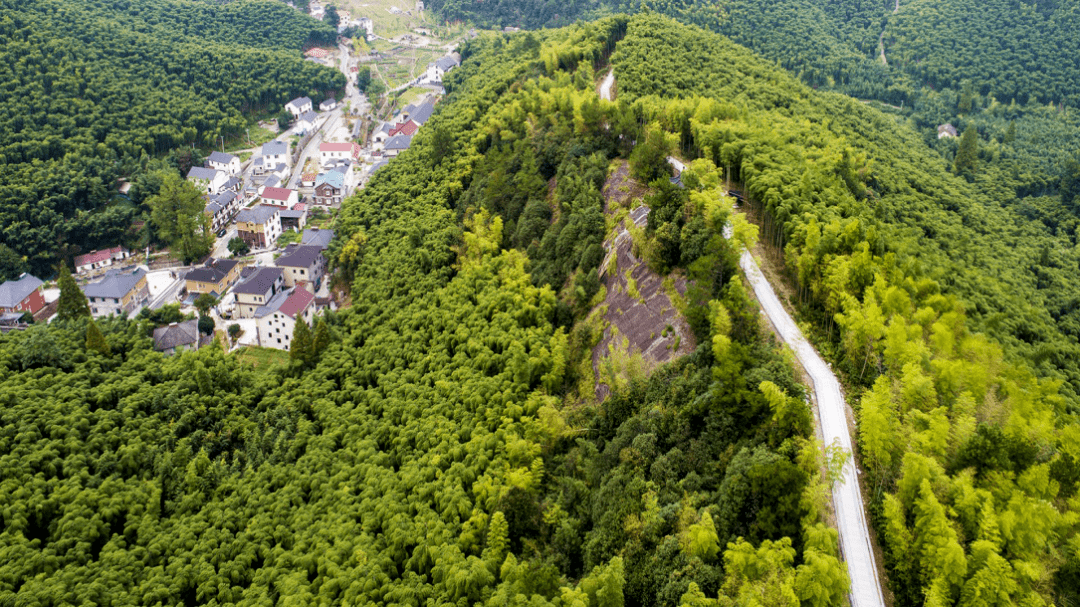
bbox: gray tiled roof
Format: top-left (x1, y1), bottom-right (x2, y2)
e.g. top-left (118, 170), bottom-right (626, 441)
top-left (288, 96), bottom-right (312, 108)
top-left (276, 245), bottom-right (324, 269)
top-left (301, 229), bottom-right (334, 248)
top-left (409, 99), bottom-right (435, 125)
top-left (385, 134), bottom-right (413, 150)
top-left (299, 111), bottom-right (318, 124)
top-left (0, 274), bottom-right (43, 308)
top-left (82, 269), bottom-right (146, 299)
top-left (187, 167), bottom-right (218, 182)
top-left (262, 141), bottom-right (288, 156)
top-left (434, 56), bottom-right (459, 71)
top-left (233, 267), bottom-right (284, 295)
top-left (208, 151), bottom-right (237, 164)
top-left (235, 205), bottom-right (279, 225)
top-left (153, 320), bottom-right (200, 351)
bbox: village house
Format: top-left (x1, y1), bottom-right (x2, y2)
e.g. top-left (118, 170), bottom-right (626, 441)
top-left (254, 287), bottom-right (315, 351)
top-left (285, 96), bottom-right (313, 118)
top-left (425, 55), bottom-right (459, 84)
top-left (384, 134), bottom-right (413, 157)
top-left (261, 186), bottom-right (299, 208)
top-left (74, 246), bottom-right (131, 274)
top-left (83, 269), bottom-right (150, 318)
top-left (185, 258), bottom-right (244, 296)
top-left (372, 123), bottom-right (393, 149)
top-left (296, 111), bottom-right (319, 134)
top-left (937, 123), bottom-right (959, 139)
top-left (389, 120), bottom-right (420, 138)
top-left (207, 151), bottom-right (241, 175)
top-left (153, 320), bottom-right (205, 355)
top-left (320, 98), bottom-right (337, 111)
top-left (233, 267), bottom-right (285, 318)
top-left (0, 273), bottom-right (45, 315)
top-left (187, 166), bottom-right (228, 195)
top-left (301, 173), bottom-right (317, 187)
top-left (313, 171), bottom-right (345, 206)
top-left (275, 244), bottom-right (326, 289)
top-left (319, 142), bottom-right (360, 167)
top-left (280, 209), bottom-right (307, 232)
top-left (400, 98), bottom-right (435, 126)
top-left (204, 191), bottom-right (240, 233)
top-left (235, 205), bottom-right (282, 249)
top-left (255, 141), bottom-right (290, 175)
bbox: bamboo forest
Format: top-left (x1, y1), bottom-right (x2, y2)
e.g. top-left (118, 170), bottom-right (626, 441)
top-left (2, 2), bottom-right (1080, 607)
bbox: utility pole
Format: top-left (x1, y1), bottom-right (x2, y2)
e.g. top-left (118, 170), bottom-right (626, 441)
top-left (221, 136), bottom-right (225, 153)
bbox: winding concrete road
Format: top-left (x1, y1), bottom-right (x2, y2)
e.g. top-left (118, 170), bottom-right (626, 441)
top-left (739, 251), bottom-right (886, 607)
top-left (604, 65), bottom-right (886, 606)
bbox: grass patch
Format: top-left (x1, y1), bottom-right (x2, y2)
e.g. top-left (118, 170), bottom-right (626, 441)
top-left (235, 346), bottom-right (289, 369)
top-left (396, 86), bottom-right (430, 106)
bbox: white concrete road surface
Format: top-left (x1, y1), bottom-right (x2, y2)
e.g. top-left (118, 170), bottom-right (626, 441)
top-left (739, 250), bottom-right (886, 607)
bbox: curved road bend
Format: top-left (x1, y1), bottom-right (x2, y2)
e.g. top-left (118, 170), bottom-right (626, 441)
top-left (739, 251), bottom-right (886, 607)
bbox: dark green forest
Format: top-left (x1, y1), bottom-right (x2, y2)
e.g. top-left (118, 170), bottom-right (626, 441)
top-left (0, 17), bottom-right (852, 607)
top-left (0, 0), bottom-right (342, 280)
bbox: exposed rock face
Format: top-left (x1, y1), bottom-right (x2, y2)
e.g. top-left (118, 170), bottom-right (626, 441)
top-left (591, 163), bottom-right (695, 402)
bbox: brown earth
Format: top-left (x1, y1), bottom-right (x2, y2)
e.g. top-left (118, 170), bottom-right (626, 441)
top-left (590, 162), bottom-right (696, 401)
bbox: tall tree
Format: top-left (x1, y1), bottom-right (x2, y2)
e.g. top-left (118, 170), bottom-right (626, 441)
top-left (323, 4), bottom-right (340, 29)
top-left (85, 319), bottom-right (111, 356)
top-left (291, 318), bottom-right (313, 366)
top-left (56, 262), bottom-right (90, 321)
top-left (954, 126), bottom-right (979, 178)
top-left (147, 171), bottom-right (214, 263)
top-left (313, 318), bottom-right (332, 353)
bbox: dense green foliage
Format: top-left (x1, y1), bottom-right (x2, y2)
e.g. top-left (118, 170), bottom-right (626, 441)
top-left (0, 18), bottom-right (852, 606)
top-left (425, 0), bottom-right (1080, 212)
top-left (0, 0), bottom-right (343, 278)
top-left (611, 14), bottom-right (1080, 605)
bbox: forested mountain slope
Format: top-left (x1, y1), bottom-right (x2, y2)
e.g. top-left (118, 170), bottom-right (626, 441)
top-left (427, 0), bottom-right (1080, 202)
top-left (610, 14), bottom-right (1080, 605)
top-left (0, 0), bottom-right (342, 280)
top-left (429, 0), bottom-right (1080, 106)
top-left (0, 17), bottom-right (851, 606)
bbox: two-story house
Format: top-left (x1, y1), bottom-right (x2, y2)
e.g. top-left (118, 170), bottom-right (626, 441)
top-left (207, 151), bottom-right (242, 175)
top-left (313, 171), bottom-right (345, 206)
top-left (255, 141), bottom-right (290, 175)
top-left (319, 142), bottom-right (360, 167)
top-left (275, 244), bottom-right (326, 289)
top-left (187, 167), bottom-right (228, 195)
top-left (0, 273), bottom-right (45, 315)
top-left (296, 111), bottom-right (319, 134)
top-left (185, 258), bottom-right (244, 296)
top-left (425, 55), bottom-right (459, 83)
top-left (235, 205), bottom-right (282, 249)
top-left (285, 96), bottom-right (313, 118)
top-left (83, 269), bottom-right (150, 317)
top-left (261, 187), bottom-right (299, 209)
top-left (255, 287), bottom-right (315, 351)
top-left (233, 267), bottom-right (285, 318)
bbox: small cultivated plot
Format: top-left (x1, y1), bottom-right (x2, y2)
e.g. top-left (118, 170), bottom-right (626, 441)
top-left (234, 346), bottom-right (290, 369)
